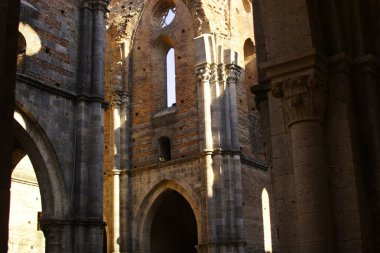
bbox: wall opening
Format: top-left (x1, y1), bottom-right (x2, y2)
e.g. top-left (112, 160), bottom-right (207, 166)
top-left (262, 188), bottom-right (272, 253)
top-left (152, 1), bottom-right (176, 28)
top-left (150, 191), bottom-right (198, 253)
top-left (9, 155), bottom-right (45, 252)
top-left (17, 32), bottom-right (26, 73)
top-left (160, 7), bottom-right (176, 28)
top-left (158, 136), bottom-right (172, 161)
top-left (166, 48), bottom-right (176, 107)
top-left (243, 38), bottom-right (255, 62)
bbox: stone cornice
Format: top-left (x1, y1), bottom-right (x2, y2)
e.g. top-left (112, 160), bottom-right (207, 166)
top-left (261, 52), bottom-right (327, 80)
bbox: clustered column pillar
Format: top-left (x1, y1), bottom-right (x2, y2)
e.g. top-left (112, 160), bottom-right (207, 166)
top-left (73, 0), bottom-right (109, 251)
top-left (272, 72), bottom-right (332, 253)
top-left (194, 35), bottom-right (246, 253)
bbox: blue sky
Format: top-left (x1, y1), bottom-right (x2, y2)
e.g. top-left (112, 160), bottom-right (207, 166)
top-left (167, 48), bottom-right (176, 107)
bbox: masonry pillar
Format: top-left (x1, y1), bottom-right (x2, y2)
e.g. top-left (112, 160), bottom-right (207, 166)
top-left (272, 72), bottom-right (332, 253)
top-left (0, 0), bottom-right (20, 252)
top-left (74, 0), bottom-right (108, 251)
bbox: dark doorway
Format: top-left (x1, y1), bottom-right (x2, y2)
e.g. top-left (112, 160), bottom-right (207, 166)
top-left (150, 190), bottom-right (198, 253)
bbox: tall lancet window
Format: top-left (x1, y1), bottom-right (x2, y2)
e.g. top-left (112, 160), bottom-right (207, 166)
top-left (166, 48), bottom-right (176, 107)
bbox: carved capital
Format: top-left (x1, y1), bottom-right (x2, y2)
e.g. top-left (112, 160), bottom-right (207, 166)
top-left (273, 73), bottom-right (328, 126)
top-left (196, 65), bottom-right (211, 83)
top-left (111, 90), bottom-right (128, 106)
top-left (225, 64), bottom-right (241, 84)
top-left (217, 64), bottom-right (226, 82)
top-left (92, 0), bottom-right (109, 13)
top-left (210, 64), bottom-right (218, 82)
top-left (111, 169), bottom-right (121, 176)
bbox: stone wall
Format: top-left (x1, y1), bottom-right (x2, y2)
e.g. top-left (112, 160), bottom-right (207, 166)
top-left (18, 0), bottom-right (80, 90)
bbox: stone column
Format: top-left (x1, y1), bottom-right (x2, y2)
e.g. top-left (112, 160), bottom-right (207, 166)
top-left (110, 91), bottom-right (127, 253)
top-left (111, 169), bottom-right (121, 253)
top-left (196, 64), bottom-right (217, 253)
top-left (0, 0), bottom-right (19, 252)
top-left (74, 0), bottom-right (108, 251)
top-left (225, 64), bottom-right (245, 253)
top-left (272, 73), bottom-right (332, 253)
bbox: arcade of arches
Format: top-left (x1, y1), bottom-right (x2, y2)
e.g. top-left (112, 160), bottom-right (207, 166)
top-left (1, 0), bottom-right (380, 253)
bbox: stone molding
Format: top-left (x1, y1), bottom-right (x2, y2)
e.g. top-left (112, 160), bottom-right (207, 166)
top-left (272, 72), bottom-right (328, 126)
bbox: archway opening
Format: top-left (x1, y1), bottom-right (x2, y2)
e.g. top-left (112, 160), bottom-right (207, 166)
top-left (8, 154), bottom-right (45, 252)
top-left (150, 191), bottom-right (197, 253)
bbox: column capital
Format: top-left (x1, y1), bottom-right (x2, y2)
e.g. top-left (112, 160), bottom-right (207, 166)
top-left (195, 64), bottom-right (211, 83)
top-left (92, 0), bottom-right (109, 13)
top-left (209, 63), bottom-right (218, 82)
top-left (217, 63), bottom-right (226, 82)
top-left (272, 72), bottom-right (328, 126)
top-left (225, 64), bottom-right (241, 83)
top-left (111, 90), bottom-right (128, 106)
top-left (111, 169), bottom-right (121, 176)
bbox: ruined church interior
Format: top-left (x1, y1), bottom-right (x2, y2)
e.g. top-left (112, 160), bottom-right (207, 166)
top-left (1, 0), bottom-right (380, 252)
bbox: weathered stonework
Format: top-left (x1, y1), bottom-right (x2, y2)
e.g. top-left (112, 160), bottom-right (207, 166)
top-left (2, 0), bottom-right (380, 253)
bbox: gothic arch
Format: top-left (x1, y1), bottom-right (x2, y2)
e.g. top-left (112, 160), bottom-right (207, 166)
top-left (13, 107), bottom-right (68, 219)
top-left (134, 179), bottom-right (203, 252)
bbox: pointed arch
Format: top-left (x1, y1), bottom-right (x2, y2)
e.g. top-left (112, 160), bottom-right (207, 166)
top-left (13, 107), bottom-right (68, 219)
top-left (133, 179), bottom-right (203, 252)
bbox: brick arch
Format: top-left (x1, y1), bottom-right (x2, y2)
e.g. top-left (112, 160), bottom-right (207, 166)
top-left (134, 179), bottom-right (203, 252)
top-left (13, 107), bottom-right (69, 219)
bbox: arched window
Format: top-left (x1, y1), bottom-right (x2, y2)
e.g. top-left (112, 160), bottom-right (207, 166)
top-left (160, 7), bottom-right (176, 28)
top-left (166, 48), bottom-right (176, 107)
top-left (262, 188), bottom-right (272, 253)
top-left (158, 136), bottom-right (172, 161)
top-left (243, 38), bottom-right (255, 62)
